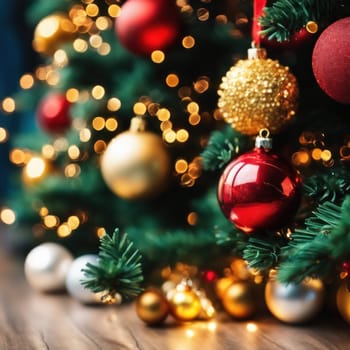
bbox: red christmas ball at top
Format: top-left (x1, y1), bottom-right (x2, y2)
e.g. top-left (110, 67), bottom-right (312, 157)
top-left (312, 17), bottom-right (350, 104)
top-left (115, 0), bottom-right (182, 56)
top-left (217, 147), bottom-right (302, 234)
top-left (37, 93), bottom-right (71, 134)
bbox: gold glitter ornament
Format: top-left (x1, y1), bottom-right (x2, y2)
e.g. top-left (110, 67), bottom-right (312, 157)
top-left (336, 280), bottom-right (350, 325)
top-left (217, 47), bottom-right (299, 135)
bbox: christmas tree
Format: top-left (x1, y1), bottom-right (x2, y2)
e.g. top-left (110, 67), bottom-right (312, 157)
top-left (2, 0), bottom-right (350, 326)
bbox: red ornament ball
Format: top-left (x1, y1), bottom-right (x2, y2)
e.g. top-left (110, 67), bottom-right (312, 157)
top-left (115, 0), bottom-right (182, 56)
top-left (217, 147), bottom-right (302, 234)
top-left (312, 17), bottom-right (350, 104)
top-left (37, 93), bottom-right (71, 134)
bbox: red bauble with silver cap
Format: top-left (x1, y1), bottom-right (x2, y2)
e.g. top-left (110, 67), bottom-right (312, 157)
top-left (217, 130), bottom-right (302, 233)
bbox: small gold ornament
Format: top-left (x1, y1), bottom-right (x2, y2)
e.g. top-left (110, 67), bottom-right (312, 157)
top-left (217, 47), bottom-right (299, 135)
top-left (136, 288), bottom-right (170, 325)
top-left (336, 280), bottom-right (350, 325)
top-left (221, 281), bottom-right (256, 319)
top-left (33, 13), bottom-right (77, 56)
top-left (100, 116), bottom-right (171, 200)
top-left (265, 276), bottom-right (324, 324)
top-left (168, 280), bottom-right (202, 322)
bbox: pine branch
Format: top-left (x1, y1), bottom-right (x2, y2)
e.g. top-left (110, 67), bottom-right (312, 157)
top-left (201, 125), bottom-right (250, 171)
top-left (81, 228), bottom-right (144, 301)
top-left (277, 199), bottom-right (350, 283)
top-left (259, 0), bottom-right (339, 42)
top-left (303, 166), bottom-right (350, 202)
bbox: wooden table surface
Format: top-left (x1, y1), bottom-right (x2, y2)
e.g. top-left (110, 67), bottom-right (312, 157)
top-left (1, 248), bottom-right (350, 349)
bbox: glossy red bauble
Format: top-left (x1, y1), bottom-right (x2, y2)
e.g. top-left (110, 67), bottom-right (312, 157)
top-left (115, 0), bottom-right (182, 56)
top-left (312, 17), bottom-right (350, 104)
top-left (37, 93), bottom-right (71, 134)
top-left (217, 148), bottom-right (302, 234)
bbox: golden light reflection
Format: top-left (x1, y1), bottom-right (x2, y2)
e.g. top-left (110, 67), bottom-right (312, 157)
top-left (163, 129), bottom-right (176, 143)
top-left (207, 321), bottom-right (217, 332)
top-left (176, 129), bottom-right (189, 143)
top-left (185, 329), bottom-right (195, 338)
top-left (67, 215), bottom-right (80, 229)
top-left (10, 149), bottom-right (26, 165)
top-left (187, 212), bottom-right (197, 226)
top-left (43, 215), bottom-right (59, 228)
top-left (188, 113), bottom-right (201, 125)
top-left (86, 3), bottom-right (99, 17)
top-left (246, 322), bottom-right (258, 333)
top-left (39, 207), bottom-right (49, 217)
top-left (157, 108), bottom-right (171, 121)
top-left (24, 157), bottom-right (47, 180)
top-left (97, 227), bottom-right (106, 238)
top-left (175, 159), bottom-right (188, 174)
top-left (133, 102), bottom-right (147, 115)
top-left (0, 208), bottom-right (16, 225)
top-left (92, 116), bottom-right (105, 130)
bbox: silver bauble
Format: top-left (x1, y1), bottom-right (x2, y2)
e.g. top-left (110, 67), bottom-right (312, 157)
top-left (24, 242), bottom-right (73, 293)
top-left (265, 278), bottom-right (325, 324)
top-left (65, 254), bottom-right (101, 304)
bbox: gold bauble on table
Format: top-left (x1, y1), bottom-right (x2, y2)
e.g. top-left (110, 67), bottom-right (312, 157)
top-left (100, 116), bottom-right (171, 200)
top-left (336, 280), bottom-right (350, 324)
top-left (265, 277), bottom-right (325, 324)
top-left (217, 47), bottom-right (299, 135)
top-left (221, 281), bottom-right (256, 319)
top-left (168, 284), bottom-right (202, 322)
top-left (215, 276), bottom-right (235, 299)
top-left (136, 288), bottom-right (170, 325)
top-left (33, 13), bottom-right (77, 56)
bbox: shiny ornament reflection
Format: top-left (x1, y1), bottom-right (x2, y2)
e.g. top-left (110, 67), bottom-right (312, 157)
top-left (24, 243), bottom-right (73, 293)
top-left (336, 280), bottom-right (350, 324)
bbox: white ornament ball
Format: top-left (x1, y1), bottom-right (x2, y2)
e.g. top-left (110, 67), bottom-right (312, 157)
top-left (24, 242), bottom-right (74, 293)
top-left (66, 254), bottom-right (101, 304)
top-left (265, 278), bottom-right (325, 324)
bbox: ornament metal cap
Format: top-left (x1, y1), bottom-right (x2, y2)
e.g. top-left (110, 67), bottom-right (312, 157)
top-left (255, 129), bottom-right (272, 149)
top-left (130, 115), bottom-right (146, 132)
top-left (248, 46), bottom-right (267, 60)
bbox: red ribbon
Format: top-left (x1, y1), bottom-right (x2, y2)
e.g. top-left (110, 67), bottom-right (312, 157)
top-left (252, 0), bottom-right (267, 46)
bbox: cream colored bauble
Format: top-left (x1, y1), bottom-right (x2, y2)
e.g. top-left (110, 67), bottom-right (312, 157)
top-left (100, 117), bottom-right (171, 200)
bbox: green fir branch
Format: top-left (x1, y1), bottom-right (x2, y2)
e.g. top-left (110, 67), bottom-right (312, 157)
top-left (303, 167), bottom-right (350, 203)
top-left (277, 199), bottom-right (350, 283)
top-left (201, 125), bottom-right (250, 171)
top-left (81, 228), bottom-right (144, 301)
top-left (259, 0), bottom-right (339, 42)
top-left (243, 232), bottom-right (289, 273)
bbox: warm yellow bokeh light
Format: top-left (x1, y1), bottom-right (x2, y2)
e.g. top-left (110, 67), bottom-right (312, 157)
top-left (66, 88), bottom-right (79, 102)
top-left (10, 149), bottom-right (26, 165)
top-left (108, 4), bottom-right (120, 18)
top-left (65, 163), bottom-right (81, 177)
top-left (0, 128), bottom-right (8, 143)
top-left (151, 50), bottom-right (165, 63)
top-left (188, 113), bottom-right (201, 125)
top-left (43, 215), bottom-right (59, 228)
top-left (166, 74), bottom-right (179, 87)
top-left (0, 208), bottom-right (16, 225)
top-left (25, 157), bottom-right (47, 179)
top-left (53, 49), bottom-right (68, 66)
top-left (91, 85), bottom-right (105, 99)
top-left (175, 159), bottom-right (188, 174)
top-left (42, 144), bottom-right (56, 160)
top-left (68, 145), bottom-right (80, 160)
top-left (97, 43), bottom-right (111, 56)
top-left (57, 223), bottom-right (72, 237)
top-left (68, 215), bottom-right (80, 229)
top-left (182, 36), bottom-right (195, 49)
top-left (73, 38), bottom-right (88, 52)
top-left (94, 140), bottom-right (106, 154)
top-left (2, 97), bottom-right (16, 113)
top-left (86, 3), bottom-right (99, 17)
top-left (96, 16), bottom-right (110, 31)
top-left (80, 128), bottom-right (91, 142)
top-left (187, 102), bottom-right (199, 114)
top-left (163, 129), bottom-right (176, 143)
top-left (157, 108), bottom-right (171, 121)
top-left (19, 74), bottom-right (35, 89)
top-left (92, 116), bottom-right (105, 130)
top-left (187, 212), bottom-right (198, 226)
top-left (89, 34), bottom-right (103, 48)
top-left (133, 102), bottom-right (147, 115)
top-left (105, 118), bottom-right (118, 131)
top-left (107, 97), bottom-right (121, 111)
